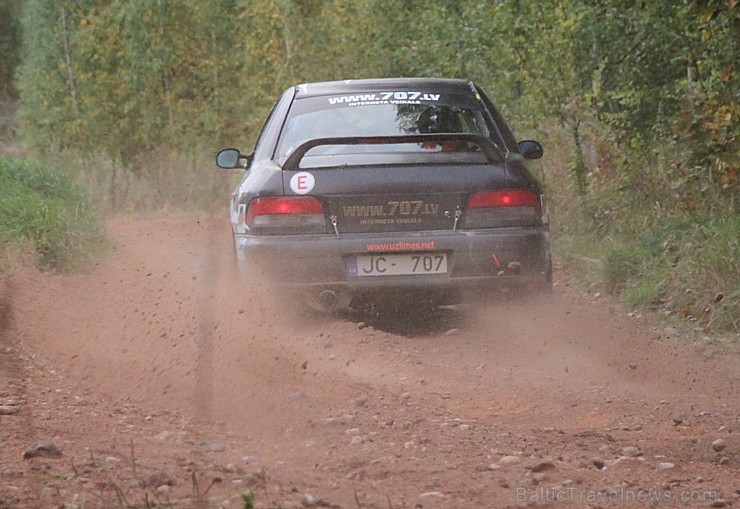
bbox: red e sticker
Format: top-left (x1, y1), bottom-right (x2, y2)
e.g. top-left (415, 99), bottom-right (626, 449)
top-left (290, 172), bottom-right (315, 195)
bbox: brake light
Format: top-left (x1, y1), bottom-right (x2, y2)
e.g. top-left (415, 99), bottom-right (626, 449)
top-left (465, 189), bottom-right (542, 228)
top-left (245, 196), bottom-right (326, 234)
top-left (468, 189), bottom-right (542, 214)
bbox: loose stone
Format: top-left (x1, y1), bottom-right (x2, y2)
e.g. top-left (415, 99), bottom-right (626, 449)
top-left (711, 439), bottom-right (726, 452)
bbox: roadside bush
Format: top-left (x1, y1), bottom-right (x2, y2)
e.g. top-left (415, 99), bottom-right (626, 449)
top-left (549, 133), bottom-right (739, 335)
top-left (0, 157), bottom-right (105, 271)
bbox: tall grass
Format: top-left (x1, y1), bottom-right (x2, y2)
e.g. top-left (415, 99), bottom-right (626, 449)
top-left (542, 123), bottom-right (739, 335)
top-left (0, 157), bottom-right (106, 271)
top-left (44, 147), bottom-right (236, 216)
top-left (0, 146), bottom-right (234, 273)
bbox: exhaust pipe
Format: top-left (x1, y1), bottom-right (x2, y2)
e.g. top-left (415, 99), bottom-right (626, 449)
top-left (318, 290), bottom-right (339, 309)
top-left (305, 288), bottom-right (351, 312)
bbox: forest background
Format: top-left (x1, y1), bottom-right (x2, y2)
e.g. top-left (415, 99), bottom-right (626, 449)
top-left (0, 0), bottom-right (737, 333)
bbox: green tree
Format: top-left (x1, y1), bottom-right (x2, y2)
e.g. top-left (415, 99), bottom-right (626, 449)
top-left (0, 0), bottom-right (22, 98)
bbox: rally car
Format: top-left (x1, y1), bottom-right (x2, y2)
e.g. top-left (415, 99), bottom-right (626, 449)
top-left (216, 78), bottom-right (551, 311)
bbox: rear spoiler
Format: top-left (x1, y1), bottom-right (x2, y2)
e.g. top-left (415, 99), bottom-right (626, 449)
top-left (282, 134), bottom-right (504, 172)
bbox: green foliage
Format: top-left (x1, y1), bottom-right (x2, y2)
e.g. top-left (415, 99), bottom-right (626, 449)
top-left (0, 0), bottom-right (22, 98)
top-left (12, 0), bottom-right (739, 170)
top-left (603, 246), bottom-right (642, 295)
top-left (0, 157), bottom-right (105, 271)
top-left (16, 0), bottom-right (248, 159)
top-left (553, 160), bottom-right (739, 333)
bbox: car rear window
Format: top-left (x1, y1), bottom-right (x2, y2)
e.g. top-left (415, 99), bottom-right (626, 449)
top-left (276, 91), bottom-right (495, 164)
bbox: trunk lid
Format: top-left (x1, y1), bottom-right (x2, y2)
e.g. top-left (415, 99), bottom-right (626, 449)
top-left (282, 163), bottom-right (509, 233)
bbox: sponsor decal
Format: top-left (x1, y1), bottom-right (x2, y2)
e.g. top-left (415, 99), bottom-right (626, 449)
top-left (366, 241), bottom-right (436, 252)
top-left (328, 91), bottom-right (441, 107)
top-left (342, 200), bottom-right (440, 218)
top-left (342, 199), bottom-right (440, 226)
top-left (289, 171), bottom-right (315, 195)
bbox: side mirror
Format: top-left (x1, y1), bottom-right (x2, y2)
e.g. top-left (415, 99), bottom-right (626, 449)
top-left (216, 148), bottom-right (252, 169)
top-left (517, 140), bottom-right (543, 160)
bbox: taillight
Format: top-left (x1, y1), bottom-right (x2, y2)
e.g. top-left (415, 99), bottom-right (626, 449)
top-left (245, 196), bottom-right (326, 234)
top-left (465, 189), bottom-right (542, 228)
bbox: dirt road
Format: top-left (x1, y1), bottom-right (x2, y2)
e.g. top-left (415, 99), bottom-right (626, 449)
top-left (1, 218), bottom-right (738, 508)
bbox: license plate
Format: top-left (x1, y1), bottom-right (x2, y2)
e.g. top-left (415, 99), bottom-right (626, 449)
top-left (348, 253), bottom-right (448, 277)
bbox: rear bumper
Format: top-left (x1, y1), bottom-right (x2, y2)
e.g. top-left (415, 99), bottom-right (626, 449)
top-left (234, 227), bottom-right (551, 295)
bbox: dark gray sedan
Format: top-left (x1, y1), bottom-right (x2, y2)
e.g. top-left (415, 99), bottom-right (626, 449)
top-left (217, 78), bottom-right (551, 311)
